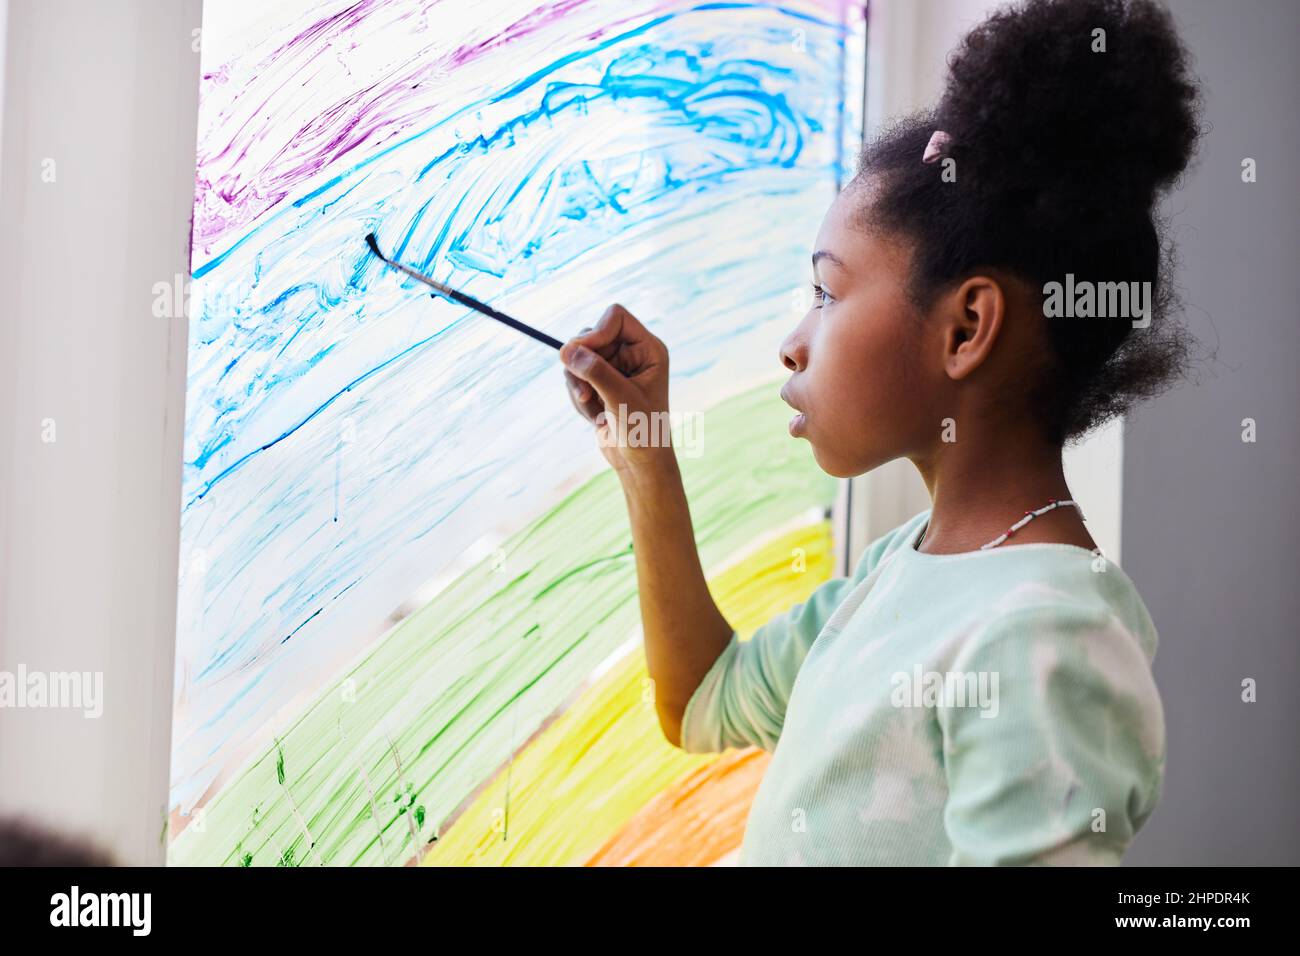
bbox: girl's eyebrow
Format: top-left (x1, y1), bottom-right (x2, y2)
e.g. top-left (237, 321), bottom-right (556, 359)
top-left (812, 250), bottom-right (845, 268)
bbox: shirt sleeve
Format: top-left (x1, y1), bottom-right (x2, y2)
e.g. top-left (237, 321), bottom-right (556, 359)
top-left (938, 602), bottom-right (1166, 866)
top-left (678, 576), bottom-right (855, 753)
top-left (678, 513), bottom-right (925, 754)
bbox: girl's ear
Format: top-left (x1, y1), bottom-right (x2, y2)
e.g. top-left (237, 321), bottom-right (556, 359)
top-left (941, 275), bottom-right (1006, 381)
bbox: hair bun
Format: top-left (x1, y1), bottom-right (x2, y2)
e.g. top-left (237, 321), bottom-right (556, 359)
top-left (938, 0), bottom-right (1201, 211)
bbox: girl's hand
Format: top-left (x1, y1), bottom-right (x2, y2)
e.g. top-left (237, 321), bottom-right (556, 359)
top-left (560, 304), bottom-right (671, 477)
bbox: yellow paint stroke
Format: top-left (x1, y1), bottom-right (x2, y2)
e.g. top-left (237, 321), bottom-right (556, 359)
top-left (422, 520), bottom-right (835, 866)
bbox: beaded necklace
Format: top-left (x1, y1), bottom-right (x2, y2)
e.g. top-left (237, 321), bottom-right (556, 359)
top-left (915, 499), bottom-right (1086, 552)
top-left (979, 498), bottom-right (1085, 550)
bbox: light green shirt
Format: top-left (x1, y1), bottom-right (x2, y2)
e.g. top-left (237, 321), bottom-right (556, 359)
top-left (681, 510), bottom-right (1165, 866)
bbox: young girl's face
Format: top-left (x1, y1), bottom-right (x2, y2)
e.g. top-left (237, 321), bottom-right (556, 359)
top-left (779, 184), bottom-right (939, 478)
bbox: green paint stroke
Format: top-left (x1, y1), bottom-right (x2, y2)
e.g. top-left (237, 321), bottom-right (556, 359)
top-left (169, 381), bottom-right (834, 866)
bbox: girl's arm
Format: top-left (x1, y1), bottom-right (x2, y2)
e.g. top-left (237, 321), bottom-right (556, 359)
top-left (560, 305), bottom-right (734, 746)
top-left (619, 455), bottom-right (735, 747)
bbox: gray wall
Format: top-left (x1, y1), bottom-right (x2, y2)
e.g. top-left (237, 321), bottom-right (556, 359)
top-left (1123, 0), bottom-right (1300, 865)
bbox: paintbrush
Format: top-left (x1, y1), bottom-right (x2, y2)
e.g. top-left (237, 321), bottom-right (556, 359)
top-left (365, 233), bottom-right (562, 350)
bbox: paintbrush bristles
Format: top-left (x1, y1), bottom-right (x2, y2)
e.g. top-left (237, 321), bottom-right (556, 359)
top-left (364, 232), bottom-right (385, 261)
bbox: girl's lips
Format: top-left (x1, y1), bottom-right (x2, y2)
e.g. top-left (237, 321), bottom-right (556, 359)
top-left (788, 411), bottom-right (807, 437)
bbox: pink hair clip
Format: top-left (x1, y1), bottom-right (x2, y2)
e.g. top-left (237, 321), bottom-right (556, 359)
top-left (922, 130), bottom-right (952, 164)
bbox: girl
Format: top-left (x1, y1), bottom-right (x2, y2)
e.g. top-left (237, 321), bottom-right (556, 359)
top-left (559, 0), bottom-right (1200, 865)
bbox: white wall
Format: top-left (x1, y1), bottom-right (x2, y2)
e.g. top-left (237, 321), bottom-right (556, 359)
top-left (0, 0), bottom-right (200, 864)
top-left (846, 0), bottom-right (1123, 562)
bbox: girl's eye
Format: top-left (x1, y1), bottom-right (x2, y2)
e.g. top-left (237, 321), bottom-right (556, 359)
top-left (810, 282), bottom-right (834, 306)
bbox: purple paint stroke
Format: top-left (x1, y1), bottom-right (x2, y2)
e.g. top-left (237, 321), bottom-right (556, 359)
top-left (194, 0), bottom-right (603, 257)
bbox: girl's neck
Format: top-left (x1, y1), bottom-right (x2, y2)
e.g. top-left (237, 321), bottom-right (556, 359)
top-left (909, 425), bottom-right (1097, 555)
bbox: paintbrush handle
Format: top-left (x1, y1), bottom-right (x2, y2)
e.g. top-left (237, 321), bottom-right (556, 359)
top-left (366, 233), bottom-right (562, 350)
top-left (433, 290), bottom-right (563, 350)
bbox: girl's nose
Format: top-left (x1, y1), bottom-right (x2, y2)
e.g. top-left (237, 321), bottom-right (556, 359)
top-left (779, 328), bottom-right (807, 372)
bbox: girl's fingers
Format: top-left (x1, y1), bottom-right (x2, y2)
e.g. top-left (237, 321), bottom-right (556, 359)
top-left (562, 343), bottom-right (637, 413)
top-left (573, 304), bottom-right (648, 354)
top-left (567, 314), bottom-right (661, 375)
top-left (600, 335), bottom-right (666, 386)
top-left (566, 324), bottom-right (606, 361)
top-left (561, 305), bottom-right (666, 421)
top-left (564, 369), bottom-right (594, 409)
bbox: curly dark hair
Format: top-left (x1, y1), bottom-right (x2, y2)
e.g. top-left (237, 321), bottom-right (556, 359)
top-left (853, 0), bottom-right (1203, 443)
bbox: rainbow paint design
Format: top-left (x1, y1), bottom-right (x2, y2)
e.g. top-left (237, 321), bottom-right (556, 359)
top-left (172, 0), bottom-right (864, 865)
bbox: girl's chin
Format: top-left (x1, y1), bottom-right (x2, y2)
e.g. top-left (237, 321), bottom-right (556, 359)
top-left (807, 441), bottom-right (866, 480)
top-left (790, 416), bottom-right (864, 478)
